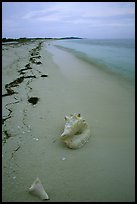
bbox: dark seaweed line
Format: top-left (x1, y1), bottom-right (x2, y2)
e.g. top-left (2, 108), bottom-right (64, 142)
top-left (2, 100), bottom-right (20, 125)
top-left (2, 41), bottom-right (44, 144)
top-left (2, 100), bottom-right (20, 126)
top-left (3, 42), bottom-right (41, 98)
top-left (2, 44), bottom-right (35, 142)
top-left (10, 145), bottom-right (21, 160)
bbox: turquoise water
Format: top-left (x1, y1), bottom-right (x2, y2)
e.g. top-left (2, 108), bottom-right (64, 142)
top-left (54, 39), bottom-right (135, 81)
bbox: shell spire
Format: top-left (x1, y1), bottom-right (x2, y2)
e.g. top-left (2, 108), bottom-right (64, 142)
top-left (29, 177), bottom-right (49, 200)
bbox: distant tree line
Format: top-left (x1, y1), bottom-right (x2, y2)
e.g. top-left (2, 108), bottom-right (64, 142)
top-left (2, 36), bottom-right (83, 43)
top-left (2, 37), bottom-right (47, 42)
top-left (2, 37), bottom-right (30, 42)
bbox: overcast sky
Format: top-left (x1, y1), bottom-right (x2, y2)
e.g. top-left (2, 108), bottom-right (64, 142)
top-left (2, 2), bottom-right (135, 39)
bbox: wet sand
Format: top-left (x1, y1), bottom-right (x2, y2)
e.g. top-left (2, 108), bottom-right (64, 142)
top-left (2, 40), bottom-right (135, 202)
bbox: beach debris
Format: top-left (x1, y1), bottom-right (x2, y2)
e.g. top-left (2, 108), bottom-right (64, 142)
top-left (6, 77), bottom-right (24, 88)
top-left (36, 61), bottom-right (42, 65)
top-left (3, 101), bottom-right (19, 123)
top-left (11, 145), bottom-right (21, 160)
top-left (29, 57), bottom-right (36, 64)
top-left (29, 177), bottom-right (49, 200)
top-left (2, 116), bottom-right (12, 124)
top-left (4, 130), bottom-right (12, 140)
top-left (27, 126), bottom-right (31, 132)
top-left (2, 88), bottom-right (16, 97)
top-left (30, 55), bottom-right (41, 59)
top-left (30, 52), bottom-right (39, 56)
top-left (33, 138), bottom-right (39, 141)
top-left (28, 97), bottom-right (39, 105)
top-left (60, 113), bottom-right (91, 149)
top-left (61, 157), bottom-right (66, 161)
top-left (3, 71), bottom-right (36, 97)
top-left (3, 76), bottom-right (25, 97)
top-left (3, 86), bottom-right (18, 97)
top-left (41, 74), bottom-right (48, 77)
top-left (29, 58), bottom-right (42, 65)
top-left (25, 63), bottom-right (31, 68)
top-left (19, 71), bottom-right (25, 75)
top-left (18, 64), bottom-right (32, 74)
top-left (24, 75), bottom-right (36, 79)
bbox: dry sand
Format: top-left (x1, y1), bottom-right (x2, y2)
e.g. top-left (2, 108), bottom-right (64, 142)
top-left (2, 40), bottom-right (135, 202)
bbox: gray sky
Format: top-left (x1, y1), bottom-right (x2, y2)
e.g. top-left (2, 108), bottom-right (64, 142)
top-left (2, 2), bottom-right (135, 39)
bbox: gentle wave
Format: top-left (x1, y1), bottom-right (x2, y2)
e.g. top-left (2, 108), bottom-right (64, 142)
top-left (54, 39), bottom-right (135, 81)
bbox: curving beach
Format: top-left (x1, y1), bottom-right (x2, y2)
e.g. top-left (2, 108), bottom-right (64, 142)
top-left (2, 40), bottom-right (135, 202)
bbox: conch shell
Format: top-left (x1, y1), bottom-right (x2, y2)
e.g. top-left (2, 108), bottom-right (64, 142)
top-left (29, 177), bottom-right (49, 200)
top-left (60, 113), bottom-right (91, 149)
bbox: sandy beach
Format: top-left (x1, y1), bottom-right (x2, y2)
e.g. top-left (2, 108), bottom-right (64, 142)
top-left (2, 40), bottom-right (135, 202)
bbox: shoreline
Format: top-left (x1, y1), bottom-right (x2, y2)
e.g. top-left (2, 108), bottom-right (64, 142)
top-left (53, 43), bottom-right (135, 86)
top-left (2, 40), bottom-right (135, 202)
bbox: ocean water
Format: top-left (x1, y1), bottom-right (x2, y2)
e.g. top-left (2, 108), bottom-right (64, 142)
top-left (54, 39), bottom-right (135, 81)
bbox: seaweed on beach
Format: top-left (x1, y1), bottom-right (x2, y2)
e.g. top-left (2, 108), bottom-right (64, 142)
top-left (30, 51), bottom-right (39, 56)
top-left (29, 57), bottom-right (36, 64)
top-left (36, 61), bottom-right (42, 65)
top-left (28, 97), bottom-right (39, 105)
top-left (29, 57), bottom-right (42, 65)
top-left (3, 42), bottom-right (43, 98)
top-left (19, 65), bottom-right (32, 72)
top-left (6, 77), bottom-right (24, 88)
top-left (5, 75), bottom-right (36, 89)
top-left (3, 77), bottom-right (23, 96)
top-left (24, 75), bottom-right (36, 79)
top-left (11, 145), bottom-right (21, 159)
top-left (19, 71), bottom-right (26, 75)
top-left (41, 74), bottom-right (48, 77)
top-left (3, 130), bottom-right (12, 141)
top-left (2, 116), bottom-right (12, 124)
top-left (29, 42), bottom-right (42, 65)
top-left (30, 55), bottom-right (41, 59)
top-left (25, 63), bottom-right (31, 68)
top-left (18, 63), bottom-right (32, 75)
top-left (3, 75), bottom-right (36, 97)
top-left (2, 88), bottom-right (17, 97)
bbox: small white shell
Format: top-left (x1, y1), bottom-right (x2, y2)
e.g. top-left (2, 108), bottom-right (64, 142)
top-left (61, 157), bottom-right (66, 160)
top-left (29, 177), bottom-right (49, 200)
top-left (60, 113), bottom-right (91, 149)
